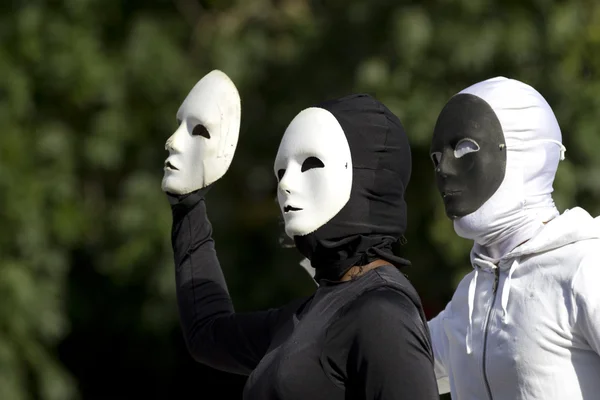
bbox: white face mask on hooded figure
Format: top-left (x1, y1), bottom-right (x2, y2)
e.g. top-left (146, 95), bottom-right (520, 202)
top-left (162, 70), bottom-right (241, 195)
top-left (273, 94), bottom-right (412, 282)
top-left (274, 108), bottom-right (353, 238)
top-left (430, 77), bottom-right (567, 259)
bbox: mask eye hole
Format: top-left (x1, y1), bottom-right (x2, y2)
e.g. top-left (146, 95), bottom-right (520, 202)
top-left (192, 124), bottom-right (211, 139)
top-left (277, 169), bottom-right (286, 181)
top-left (454, 139), bottom-right (480, 158)
top-left (430, 152), bottom-right (442, 167)
top-left (301, 157), bottom-right (324, 172)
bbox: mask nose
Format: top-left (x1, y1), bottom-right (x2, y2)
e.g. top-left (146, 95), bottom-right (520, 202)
top-left (436, 163), bottom-right (447, 179)
top-left (165, 135), bottom-right (174, 152)
top-left (278, 166), bottom-right (300, 196)
top-left (165, 123), bottom-right (185, 152)
top-left (279, 176), bottom-right (292, 194)
top-left (435, 149), bottom-right (455, 179)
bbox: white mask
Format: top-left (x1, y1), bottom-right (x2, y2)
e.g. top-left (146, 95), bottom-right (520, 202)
top-left (161, 70), bottom-right (241, 195)
top-left (274, 107), bottom-right (353, 238)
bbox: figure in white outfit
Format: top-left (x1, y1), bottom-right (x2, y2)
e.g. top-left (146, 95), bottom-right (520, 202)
top-left (428, 77), bottom-right (600, 400)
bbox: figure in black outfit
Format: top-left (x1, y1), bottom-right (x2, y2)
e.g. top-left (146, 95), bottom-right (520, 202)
top-left (161, 69), bottom-right (439, 399)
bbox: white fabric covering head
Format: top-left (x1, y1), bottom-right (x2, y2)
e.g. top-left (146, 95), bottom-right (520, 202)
top-left (274, 107), bottom-right (353, 238)
top-left (453, 77), bottom-right (566, 259)
top-left (162, 70), bottom-right (241, 195)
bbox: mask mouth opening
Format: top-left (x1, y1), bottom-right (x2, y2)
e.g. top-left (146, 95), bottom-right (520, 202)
top-left (164, 161), bottom-right (179, 170)
top-left (284, 205), bottom-right (302, 213)
top-left (442, 190), bottom-right (461, 198)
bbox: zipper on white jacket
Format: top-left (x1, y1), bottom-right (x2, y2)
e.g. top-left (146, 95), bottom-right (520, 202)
top-left (482, 267), bottom-right (500, 400)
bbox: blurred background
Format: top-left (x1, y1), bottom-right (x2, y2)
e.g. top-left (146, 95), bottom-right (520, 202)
top-left (1, 0), bottom-right (600, 399)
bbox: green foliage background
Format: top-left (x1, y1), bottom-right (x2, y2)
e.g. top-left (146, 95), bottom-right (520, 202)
top-left (1, 0), bottom-right (599, 398)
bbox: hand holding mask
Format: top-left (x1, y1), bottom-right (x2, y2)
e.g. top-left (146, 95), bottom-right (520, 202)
top-left (161, 70), bottom-right (241, 195)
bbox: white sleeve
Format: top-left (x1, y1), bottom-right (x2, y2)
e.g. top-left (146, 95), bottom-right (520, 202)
top-left (428, 305), bottom-right (451, 395)
top-left (572, 256), bottom-right (600, 355)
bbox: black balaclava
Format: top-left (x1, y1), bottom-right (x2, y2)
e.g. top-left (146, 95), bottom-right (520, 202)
top-left (280, 94), bottom-right (412, 282)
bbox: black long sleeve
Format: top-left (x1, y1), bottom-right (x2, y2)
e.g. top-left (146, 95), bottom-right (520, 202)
top-left (326, 289), bottom-right (439, 400)
top-left (170, 191), bottom-right (293, 375)
top-left (170, 192), bottom-right (438, 398)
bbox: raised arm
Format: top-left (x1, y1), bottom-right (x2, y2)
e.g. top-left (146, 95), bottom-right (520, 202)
top-left (161, 70), bottom-right (294, 375)
top-left (170, 190), bottom-right (292, 375)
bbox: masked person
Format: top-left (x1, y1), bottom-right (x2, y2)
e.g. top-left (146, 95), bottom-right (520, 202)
top-left (427, 76), bottom-right (600, 399)
top-left (161, 69), bottom-right (439, 399)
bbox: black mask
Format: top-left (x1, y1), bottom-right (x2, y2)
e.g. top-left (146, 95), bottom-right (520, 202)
top-left (430, 93), bottom-right (507, 219)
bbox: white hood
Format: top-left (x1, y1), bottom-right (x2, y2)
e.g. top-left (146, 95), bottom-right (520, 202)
top-left (453, 77), bottom-right (566, 260)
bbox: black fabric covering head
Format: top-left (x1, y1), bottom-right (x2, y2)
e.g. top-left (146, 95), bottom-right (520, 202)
top-left (293, 94), bottom-right (412, 282)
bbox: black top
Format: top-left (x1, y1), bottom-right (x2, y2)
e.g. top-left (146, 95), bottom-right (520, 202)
top-left (171, 193), bottom-right (438, 399)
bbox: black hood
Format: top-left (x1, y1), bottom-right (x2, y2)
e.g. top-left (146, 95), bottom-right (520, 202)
top-left (293, 93), bottom-right (412, 282)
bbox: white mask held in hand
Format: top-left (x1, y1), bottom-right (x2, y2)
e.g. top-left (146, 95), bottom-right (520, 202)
top-left (274, 107), bottom-right (353, 238)
top-left (162, 69), bottom-right (241, 195)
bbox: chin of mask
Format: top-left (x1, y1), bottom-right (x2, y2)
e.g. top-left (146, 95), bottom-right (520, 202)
top-left (161, 70), bottom-right (241, 195)
top-left (430, 77), bottom-right (565, 258)
top-left (274, 107), bottom-right (353, 238)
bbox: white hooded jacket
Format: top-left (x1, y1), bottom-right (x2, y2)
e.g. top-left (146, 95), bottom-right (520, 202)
top-left (430, 77), bottom-right (600, 399)
top-left (431, 206), bottom-right (600, 399)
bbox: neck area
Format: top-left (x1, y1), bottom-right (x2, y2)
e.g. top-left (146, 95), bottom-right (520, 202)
top-left (464, 200), bottom-right (559, 260)
top-left (340, 259), bottom-right (390, 282)
top-left (295, 233), bottom-right (410, 282)
top-left (472, 218), bottom-right (544, 260)
top-left (454, 148), bottom-right (560, 260)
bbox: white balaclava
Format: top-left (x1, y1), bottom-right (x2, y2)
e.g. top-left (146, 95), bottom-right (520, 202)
top-left (431, 77), bottom-right (566, 259)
